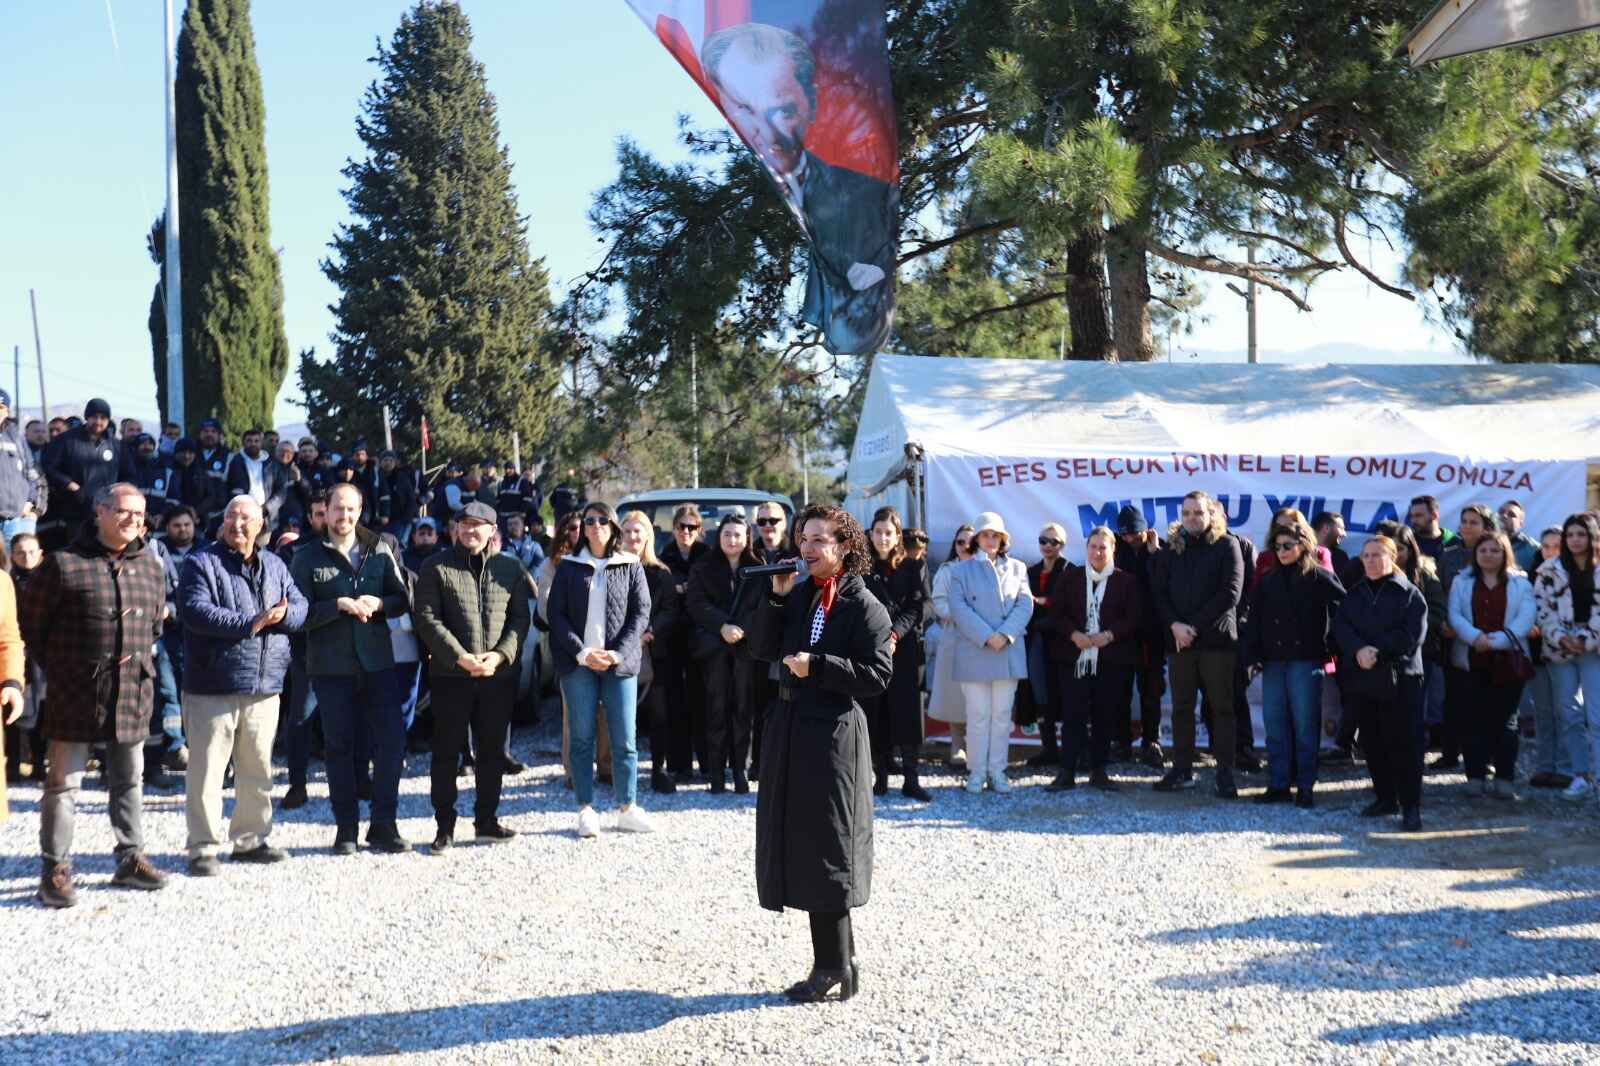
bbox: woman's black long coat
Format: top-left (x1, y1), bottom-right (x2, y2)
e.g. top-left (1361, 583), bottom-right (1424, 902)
top-left (749, 571), bottom-right (894, 913)
top-left (867, 557), bottom-right (931, 747)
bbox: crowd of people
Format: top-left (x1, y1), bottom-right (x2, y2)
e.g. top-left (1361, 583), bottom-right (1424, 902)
top-left (1, 398), bottom-right (1598, 924)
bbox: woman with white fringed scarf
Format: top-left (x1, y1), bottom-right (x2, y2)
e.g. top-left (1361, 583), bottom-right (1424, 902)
top-left (1044, 527), bottom-right (1144, 792)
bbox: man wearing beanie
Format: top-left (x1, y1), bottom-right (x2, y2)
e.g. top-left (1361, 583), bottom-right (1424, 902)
top-left (39, 399), bottom-right (123, 552)
top-left (0, 389), bottom-right (43, 550)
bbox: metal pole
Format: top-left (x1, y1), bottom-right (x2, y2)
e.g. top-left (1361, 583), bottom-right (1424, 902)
top-left (381, 403), bottom-right (394, 451)
top-left (800, 430), bottom-right (809, 507)
top-left (689, 339), bottom-right (700, 490)
top-left (28, 290), bottom-right (48, 421)
top-left (511, 431), bottom-right (522, 476)
top-left (163, 0), bottom-right (185, 428)
top-left (1245, 239), bottom-right (1258, 364)
top-left (12, 345), bottom-right (20, 418)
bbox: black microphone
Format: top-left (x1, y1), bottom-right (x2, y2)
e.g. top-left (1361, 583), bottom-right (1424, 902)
top-left (738, 557), bottom-right (807, 580)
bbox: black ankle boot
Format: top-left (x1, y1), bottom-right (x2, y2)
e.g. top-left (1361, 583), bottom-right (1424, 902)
top-left (785, 966), bottom-right (856, 1003)
top-left (900, 747), bottom-right (932, 802)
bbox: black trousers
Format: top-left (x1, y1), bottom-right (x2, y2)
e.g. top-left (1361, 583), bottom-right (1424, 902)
top-left (808, 910), bottom-right (854, 970)
top-left (1171, 649), bottom-right (1236, 771)
top-left (1438, 666), bottom-right (1469, 759)
top-left (1201, 655), bottom-right (1255, 754)
top-left (1059, 663), bottom-right (1129, 775)
top-left (1348, 673), bottom-right (1424, 809)
top-left (1462, 671), bottom-right (1523, 781)
top-left (704, 649), bottom-right (758, 776)
top-left (1117, 648), bottom-right (1166, 750)
top-left (643, 656), bottom-right (672, 774)
top-left (430, 673), bottom-right (514, 831)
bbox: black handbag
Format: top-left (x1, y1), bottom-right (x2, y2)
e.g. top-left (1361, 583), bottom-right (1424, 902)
top-left (1491, 629), bottom-right (1536, 686)
top-left (1344, 653), bottom-right (1399, 700)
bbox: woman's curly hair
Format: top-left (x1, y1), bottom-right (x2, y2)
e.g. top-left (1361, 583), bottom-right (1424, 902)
top-left (797, 503), bottom-right (871, 575)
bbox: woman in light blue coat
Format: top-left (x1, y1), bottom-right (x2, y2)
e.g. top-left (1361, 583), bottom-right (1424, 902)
top-left (1445, 531), bottom-right (1536, 799)
top-left (947, 511), bottom-right (1033, 793)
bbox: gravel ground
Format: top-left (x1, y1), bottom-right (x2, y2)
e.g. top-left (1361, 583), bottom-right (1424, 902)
top-left (3, 703), bottom-right (1599, 1066)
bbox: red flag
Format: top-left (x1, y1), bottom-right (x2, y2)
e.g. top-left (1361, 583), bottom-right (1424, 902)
top-left (420, 416), bottom-right (430, 452)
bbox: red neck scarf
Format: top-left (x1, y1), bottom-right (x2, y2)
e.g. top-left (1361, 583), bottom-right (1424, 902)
top-left (814, 572), bottom-right (840, 618)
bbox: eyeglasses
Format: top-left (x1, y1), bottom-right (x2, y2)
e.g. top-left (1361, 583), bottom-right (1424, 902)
top-left (1274, 541), bottom-right (1299, 553)
top-left (108, 508), bottom-right (146, 521)
top-left (676, 523), bottom-right (701, 532)
top-left (582, 516), bottom-right (608, 526)
top-left (755, 517), bottom-right (783, 527)
top-left (1038, 538), bottom-right (1062, 547)
top-left (955, 538), bottom-right (972, 549)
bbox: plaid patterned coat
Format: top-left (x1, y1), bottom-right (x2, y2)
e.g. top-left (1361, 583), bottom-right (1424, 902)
top-left (20, 527), bottom-right (166, 744)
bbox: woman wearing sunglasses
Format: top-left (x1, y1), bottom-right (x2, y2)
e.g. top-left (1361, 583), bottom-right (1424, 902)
top-left (660, 505), bottom-right (709, 778)
top-left (1025, 524), bottom-right (1070, 768)
top-left (540, 511), bottom-right (613, 787)
top-left (1241, 517), bottom-right (1345, 807)
top-left (547, 502), bottom-right (654, 837)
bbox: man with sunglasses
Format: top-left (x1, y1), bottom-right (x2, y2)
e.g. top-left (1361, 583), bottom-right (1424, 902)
top-left (23, 483), bottom-right (170, 906)
top-left (1024, 524), bottom-right (1071, 768)
top-left (750, 502), bottom-right (797, 777)
top-left (660, 504), bottom-right (709, 777)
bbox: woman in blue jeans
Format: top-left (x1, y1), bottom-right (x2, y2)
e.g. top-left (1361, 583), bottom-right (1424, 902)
top-left (548, 501), bottom-right (653, 838)
top-left (1534, 512), bottom-right (1600, 806)
top-left (1242, 517), bottom-right (1345, 807)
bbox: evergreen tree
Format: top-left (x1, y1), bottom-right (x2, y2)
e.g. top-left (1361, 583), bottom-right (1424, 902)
top-left (301, 0), bottom-right (560, 461)
top-left (151, 0), bottom-right (288, 434)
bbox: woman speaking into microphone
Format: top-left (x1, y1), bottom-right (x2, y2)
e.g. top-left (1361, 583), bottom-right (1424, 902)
top-left (749, 504), bottom-right (894, 1003)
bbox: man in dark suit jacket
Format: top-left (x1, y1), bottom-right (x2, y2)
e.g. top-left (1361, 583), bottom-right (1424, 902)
top-left (701, 22), bottom-right (896, 355)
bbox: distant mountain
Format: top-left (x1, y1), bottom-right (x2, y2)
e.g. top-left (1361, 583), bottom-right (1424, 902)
top-left (1177, 341), bottom-right (1475, 365)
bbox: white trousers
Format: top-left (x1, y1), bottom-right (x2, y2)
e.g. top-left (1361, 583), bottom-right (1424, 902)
top-left (960, 680), bottom-right (1017, 779)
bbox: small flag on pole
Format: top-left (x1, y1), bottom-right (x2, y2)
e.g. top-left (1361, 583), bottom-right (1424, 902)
top-left (420, 416), bottom-right (431, 452)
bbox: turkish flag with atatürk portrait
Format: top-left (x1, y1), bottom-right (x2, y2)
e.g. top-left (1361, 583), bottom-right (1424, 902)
top-left (625, 0), bottom-right (899, 356)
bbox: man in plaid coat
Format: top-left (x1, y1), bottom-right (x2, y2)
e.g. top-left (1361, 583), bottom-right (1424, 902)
top-left (21, 482), bottom-right (170, 908)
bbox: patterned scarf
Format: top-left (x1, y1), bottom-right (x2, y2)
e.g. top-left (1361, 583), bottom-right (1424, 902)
top-left (809, 573), bottom-right (840, 646)
top-left (1076, 561), bottom-right (1114, 678)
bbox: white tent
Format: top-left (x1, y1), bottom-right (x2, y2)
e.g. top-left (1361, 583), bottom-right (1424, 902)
top-left (844, 355), bottom-right (1600, 559)
top-left (1401, 0), bottom-right (1600, 65)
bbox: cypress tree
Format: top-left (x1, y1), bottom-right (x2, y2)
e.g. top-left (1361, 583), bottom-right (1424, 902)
top-left (155, 0), bottom-right (288, 435)
top-left (301, 0), bottom-right (560, 461)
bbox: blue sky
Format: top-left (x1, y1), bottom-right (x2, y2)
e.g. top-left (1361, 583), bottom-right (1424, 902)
top-left (0, 1), bottom-right (1462, 430)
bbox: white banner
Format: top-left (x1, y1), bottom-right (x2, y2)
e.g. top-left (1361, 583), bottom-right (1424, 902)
top-left (923, 442), bottom-right (1588, 562)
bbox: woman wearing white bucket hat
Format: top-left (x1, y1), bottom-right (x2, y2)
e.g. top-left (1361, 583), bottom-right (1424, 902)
top-left (946, 511), bottom-right (1033, 792)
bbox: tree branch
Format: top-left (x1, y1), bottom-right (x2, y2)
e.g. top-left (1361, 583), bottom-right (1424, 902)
top-left (1217, 101), bottom-right (1337, 150)
top-left (1333, 213), bottom-right (1415, 301)
top-left (897, 218), bottom-right (1018, 265)
top-left (1145, 239), bottom-right (1315, 312)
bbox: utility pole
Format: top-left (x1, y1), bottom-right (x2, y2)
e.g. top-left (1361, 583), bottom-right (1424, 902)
top-left (28, 290), bottom-right (47, 421)
top-left (12, 345), bottom-right (20, 417)
top-left (1246, 239), bottom-right (1258, 364)
top-left (163, 0), bottom-right (185, 429)
top-left (800, 429), bottom-right (809, 507)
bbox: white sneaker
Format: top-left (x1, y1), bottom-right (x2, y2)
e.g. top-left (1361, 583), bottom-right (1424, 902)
top-left (964, 774), bottom-right (984, 795)
top-left (576, 806), bottom-right (601, 838)
top-left (1560, 777), bottom-right (1593, 803)
top-left (948, 748), bottom-right (968, 770)
top-left (991, 773), bottom-right (1012, 794)
top-left (615, 804), bottom-right (656, 833)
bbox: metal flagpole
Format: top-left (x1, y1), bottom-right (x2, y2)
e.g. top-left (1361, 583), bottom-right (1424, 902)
top-left (511, 431), bottom-right (522, 476)
top-left (381, 404), bottom-right (394, 451)
top-left (163, 0), bottom-right (185, 429)
top-left (690, 339), bottom-right (700, 489)
top-left (28, 290), bottom-right (47, 421)
top-left (12, 345), bottom-right (20, 416)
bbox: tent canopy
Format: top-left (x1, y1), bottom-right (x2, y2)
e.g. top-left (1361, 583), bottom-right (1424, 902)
top-left (847, 356), bottom-right (1600, 499)
top-left (1401, 0), bottom-right (1600, 65)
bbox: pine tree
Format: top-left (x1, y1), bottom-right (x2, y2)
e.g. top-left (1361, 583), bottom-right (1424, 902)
top-left (301, 0), bottom-right (561, 462)
top-left (153, 0), bottom-right (288, 434)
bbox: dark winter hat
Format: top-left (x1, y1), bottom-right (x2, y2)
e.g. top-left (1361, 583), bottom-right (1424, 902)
top-left (444, 458), bottom-right (464, 473)
top-left (478, 457), bottom-right (498, 469)
top-left (0, 389), bottom-right (10, 408)
top-left (175, 437), bottom-right (197, 454)
top-left (1116, 505), bottom-right (1148, 535)
top-left (84, 398), bottom-right (113, 419)
top-left (199, 417), bottom-right (222, 431)
top-left (414, 517), bottom-right (438, 531)
top-left (349, 438), bottom-right (369, 454)
top-left (459, 501), bottom-right (498, 526)
top-left (379, 448), bottom-right (399, 460)
top-left (135, 433), bottom-right (156, 447)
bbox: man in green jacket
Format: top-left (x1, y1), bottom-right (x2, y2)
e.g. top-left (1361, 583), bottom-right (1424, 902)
top-left (289, 482), bottom-right (412, 855)
top-left (413, 502), bottom-right (531, 852)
